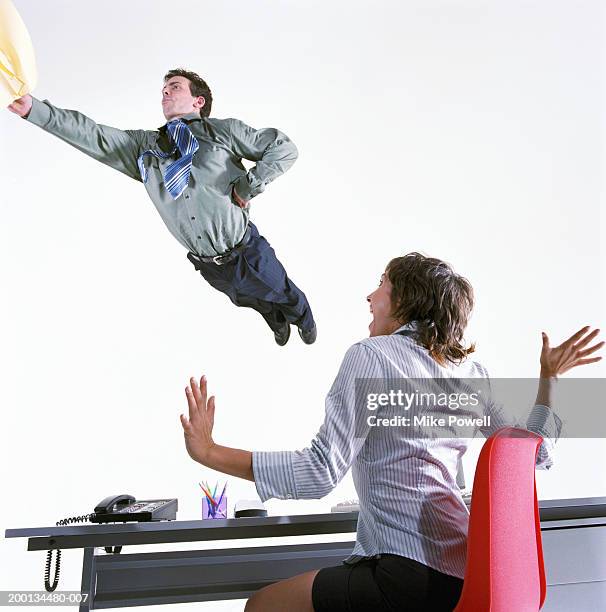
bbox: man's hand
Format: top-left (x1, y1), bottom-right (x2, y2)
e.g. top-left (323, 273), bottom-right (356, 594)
top-left (540, 326), bottom-right (603, 378)
top-left (180, 375), bottom-right (217, 465)
top-left (7, 94), bottom-right (33, 118)
top-left (232, 185), bottom-right (249, 209)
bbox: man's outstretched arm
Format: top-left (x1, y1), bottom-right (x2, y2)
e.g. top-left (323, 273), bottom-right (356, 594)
top-left (8, 94), bottom-right (146, 180)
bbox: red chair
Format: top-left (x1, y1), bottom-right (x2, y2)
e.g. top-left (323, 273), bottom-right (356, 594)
top-left (454, 427), bottom-right (547, 611)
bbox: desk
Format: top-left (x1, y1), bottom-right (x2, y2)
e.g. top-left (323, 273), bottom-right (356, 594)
top-left (5, 497), bottom-right (606, 611)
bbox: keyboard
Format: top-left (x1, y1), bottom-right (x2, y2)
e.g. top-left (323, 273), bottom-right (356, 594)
top-left (331, 499), bottom-right (360, 513)
top-left (331, 492), bottom-right (472, 513)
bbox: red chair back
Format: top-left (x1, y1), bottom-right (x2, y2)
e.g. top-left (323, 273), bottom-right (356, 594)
top-left (454, 427), bottom-right (546, 611)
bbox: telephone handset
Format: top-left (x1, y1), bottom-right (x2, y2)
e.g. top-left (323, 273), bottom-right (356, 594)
top-left (94, 494), bottom-right (136, 515)
top-left (44, 494), bottom-right (178, 593)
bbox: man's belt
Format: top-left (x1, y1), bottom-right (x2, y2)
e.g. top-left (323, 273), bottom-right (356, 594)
top-left (188, 226), bottom-right (252, 266)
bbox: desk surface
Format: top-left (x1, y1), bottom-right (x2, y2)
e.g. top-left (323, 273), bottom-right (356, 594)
top-left (5, 497), bottom-right (606, 552)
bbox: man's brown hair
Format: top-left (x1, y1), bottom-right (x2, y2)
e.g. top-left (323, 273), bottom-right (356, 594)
top-left (387, 252), bottom-right (475, 365)
top-left (164, 68), bottom-right (213, 118)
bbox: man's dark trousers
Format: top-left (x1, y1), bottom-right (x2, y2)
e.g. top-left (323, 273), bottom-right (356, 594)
top-left (187, 222), bottom-right (315, 333)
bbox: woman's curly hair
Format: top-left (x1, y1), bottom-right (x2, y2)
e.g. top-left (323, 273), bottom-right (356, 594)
top-left (386, 252), bottom-right (476, 365)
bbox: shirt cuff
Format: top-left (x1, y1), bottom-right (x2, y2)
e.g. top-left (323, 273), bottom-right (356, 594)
top-left (527, 403), bottom-right (563, 440)
top-left (252, 450), bottom-right (298, 502)
top-left (233, 173), bottom-right (264, 202)
top-left (25, 97), bottom-right (51, 127)
top-left (527, 404), bottom-right (563, 470)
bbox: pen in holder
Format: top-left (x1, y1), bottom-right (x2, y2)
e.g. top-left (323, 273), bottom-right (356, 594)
top-left (200, 481), bottom-right (228, 519)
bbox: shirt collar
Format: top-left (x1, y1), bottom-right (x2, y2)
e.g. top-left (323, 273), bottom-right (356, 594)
top-left (391, 320), bottom-right (420, 335)
top-left (158, 112), bottom-right (202, 131)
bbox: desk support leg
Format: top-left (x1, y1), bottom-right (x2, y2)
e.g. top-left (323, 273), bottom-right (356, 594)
top-left (79, 548), bottom-right (95, 612)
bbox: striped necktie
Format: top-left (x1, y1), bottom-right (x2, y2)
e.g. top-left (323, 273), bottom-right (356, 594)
top-left (137, 119), bottom-right (200, 200)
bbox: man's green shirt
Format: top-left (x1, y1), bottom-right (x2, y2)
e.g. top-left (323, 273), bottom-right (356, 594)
top-left (26, 97), bottom-right (298, 256)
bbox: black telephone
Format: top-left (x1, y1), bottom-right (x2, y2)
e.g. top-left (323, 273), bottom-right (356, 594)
top-left (91, 494), bottom-right (178, 523)
top-left (44, 494), bottom-right (178, 592)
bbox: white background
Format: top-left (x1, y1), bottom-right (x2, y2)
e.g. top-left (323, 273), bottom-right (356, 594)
top-left (1, 1), bottom-right (604, 610)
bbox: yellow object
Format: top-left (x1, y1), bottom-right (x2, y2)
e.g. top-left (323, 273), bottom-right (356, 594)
top-left (0, 0), bottom-right (37, 106)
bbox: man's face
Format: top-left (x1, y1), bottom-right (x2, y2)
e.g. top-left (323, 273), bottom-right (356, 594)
top-left (161, 76), bottom-right (205, 120)
top-left (367, 272), bottom-right (401, 337)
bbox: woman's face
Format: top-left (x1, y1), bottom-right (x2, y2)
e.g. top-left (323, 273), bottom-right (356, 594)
top-left (367, 271), bottom-right (402, 337)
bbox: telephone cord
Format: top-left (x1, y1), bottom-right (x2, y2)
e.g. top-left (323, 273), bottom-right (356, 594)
top-left (44, 514), bottom-right (93, 592)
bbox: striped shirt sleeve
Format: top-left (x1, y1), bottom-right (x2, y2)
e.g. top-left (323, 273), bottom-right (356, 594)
top-left (252, 343), bottom-right (381, 502)
top-left (525, 403), bottom-right (563, 469)
top-left (480, 386), bottom-right (563, 470)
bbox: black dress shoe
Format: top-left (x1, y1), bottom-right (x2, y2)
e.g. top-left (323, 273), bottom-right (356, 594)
top-left (297, 324), bottom-right (317, 345)
top-left (274, 323), bottom-right (291, 346)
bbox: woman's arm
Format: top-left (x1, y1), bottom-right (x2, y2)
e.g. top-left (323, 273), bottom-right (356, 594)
top-left (481, 326), bottom-right (602, 468)
top-left (179, 343), bottom-right (382, 501)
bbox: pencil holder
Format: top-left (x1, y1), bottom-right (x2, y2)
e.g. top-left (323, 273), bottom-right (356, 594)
top-left (202, 494), bottom-right (227, 519)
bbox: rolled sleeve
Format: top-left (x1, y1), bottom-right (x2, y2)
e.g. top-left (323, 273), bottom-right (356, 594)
top-left (480, 377), bottom-right (563, 470)
top-left (252, 450), bottom-right (298, 502)
top-left (526, 404), bottom-right (563, 470)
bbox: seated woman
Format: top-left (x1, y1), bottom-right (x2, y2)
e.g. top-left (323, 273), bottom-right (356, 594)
top-left (179, 252), bottom-right (602, 612)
